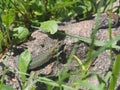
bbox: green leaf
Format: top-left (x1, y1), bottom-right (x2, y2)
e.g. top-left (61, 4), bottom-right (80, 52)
top-left (40, 20), bottom-right (58, 34)
top-left (18, 50), bottom-right (32, 82)
top-left (0, 84), bottom-right (14, 90)
top-left (51, 1), bottom-right (79, 11)
top-left (109, 54), bottom-right (120, 90)
top-left (2, 9), bottom-right (15, 27)
top-left (13, 27), bottom-right (29, 41)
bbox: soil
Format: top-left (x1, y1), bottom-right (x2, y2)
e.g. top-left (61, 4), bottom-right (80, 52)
top-left (1, 12), bottom-right (120, 90)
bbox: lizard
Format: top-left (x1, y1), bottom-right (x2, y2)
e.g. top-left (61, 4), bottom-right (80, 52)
top-left (29, 41), bottom-right (63, 70)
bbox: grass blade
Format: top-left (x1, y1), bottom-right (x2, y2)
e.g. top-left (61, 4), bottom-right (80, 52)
top-left (109, 54), bottom-right (120, 90)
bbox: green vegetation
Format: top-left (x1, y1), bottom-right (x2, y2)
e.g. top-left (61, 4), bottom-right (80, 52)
top-left (0, 0), bottom-right (120, 90)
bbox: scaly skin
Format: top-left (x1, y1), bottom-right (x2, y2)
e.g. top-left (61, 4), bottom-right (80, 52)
top-left (29, 41), bottom-right (63, 70)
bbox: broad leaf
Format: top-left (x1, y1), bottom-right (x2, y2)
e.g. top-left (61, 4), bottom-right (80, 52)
top-left (2, 9), bottom-right (15, 27)
top-left (0, 84), bottom-right (14, 90)
top-left (13, 27), bottom-right (29, 42)
top-left (18, 50), bottom-right (32, 82)
top-left (40, 20), bottom-right (58, 34)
